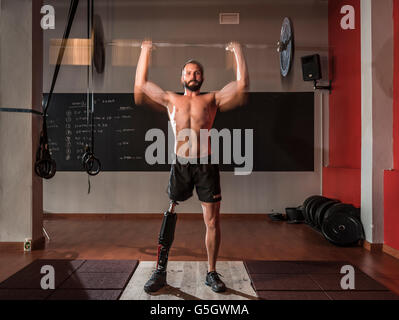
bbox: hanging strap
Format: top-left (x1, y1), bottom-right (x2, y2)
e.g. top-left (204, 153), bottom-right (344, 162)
top-left (44, 0), bottom-right (80, 114)
top-left (35, 0), bottom-right (80, 179)
top-left (81, 0), bottom-right (101, 179)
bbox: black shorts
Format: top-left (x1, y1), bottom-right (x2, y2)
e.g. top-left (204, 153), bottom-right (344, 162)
top-left (167, 156), bottom-right (222, 203)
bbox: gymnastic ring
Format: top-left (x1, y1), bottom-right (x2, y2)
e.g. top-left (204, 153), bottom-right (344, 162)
top-left (35, 158), bottom-right (57, 179)
top-left (81, 151), bottom-right (92, 168)
top-left (83, 153), bottom-right (101, 176)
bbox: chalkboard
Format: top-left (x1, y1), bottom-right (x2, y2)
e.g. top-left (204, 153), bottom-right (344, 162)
top-left (45, 92), bottom-right (314, 172)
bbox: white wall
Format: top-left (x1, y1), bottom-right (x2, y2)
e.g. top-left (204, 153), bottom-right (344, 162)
top-left (361, 0), bottom-right (393, 243)
top-left (43, 0), bottom-right (329, 214)
top-left (0, 0), bottom-right (33, 240)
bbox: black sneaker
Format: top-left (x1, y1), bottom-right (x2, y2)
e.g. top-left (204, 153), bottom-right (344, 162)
top-left (205, 271), bottom-right (226, 292)
top-left (144, 270), bottom-right (167, 293)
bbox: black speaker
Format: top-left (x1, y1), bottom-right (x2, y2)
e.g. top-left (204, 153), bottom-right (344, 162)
top-left (301, 54), bottom-right (322, 81)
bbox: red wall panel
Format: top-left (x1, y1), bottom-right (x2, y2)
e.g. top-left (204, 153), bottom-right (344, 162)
top-left (326, 0), bottom-right (399, 249)
top-left (323, 167), bottom-right (360, 207)
top-left (328, 0), bottom-right (361, 168)
top-left (384, 171), bottom-right (399, 249)
top-left (324, 0), bottom-right (361, 207)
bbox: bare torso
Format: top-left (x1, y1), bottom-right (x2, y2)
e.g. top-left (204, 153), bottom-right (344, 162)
top-left (166, 92), bottom-right (218, 158)
top-left (135, 41), bottom-right (248, 159)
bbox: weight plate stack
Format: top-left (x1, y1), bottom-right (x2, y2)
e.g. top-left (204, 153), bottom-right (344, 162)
top-left (321, 203), bottom-right (364, 247)
top-left (305, 196), bottom-right (324, 225)
top-left (302, 196), bottom-right (322, 223)
top-left (307, 197), bottom-right (330, 228)
top-left (314, 199), bottom-right (340, 230)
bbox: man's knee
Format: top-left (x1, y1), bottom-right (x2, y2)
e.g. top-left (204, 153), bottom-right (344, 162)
top-left (202, 202), bottom-right (220, 228)
top-left (204, 216), bottom-right (220, 229)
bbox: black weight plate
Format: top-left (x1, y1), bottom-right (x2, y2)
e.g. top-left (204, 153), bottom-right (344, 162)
top-left (303, 195), bottom-right (320, 210)
top-left (323, 203), bottom-right (359, 221)
top-left (321, 211), bottom-right (364, 247)
top-left (308, 197), bottom-right (330, 227)
top-left (93, 15), bottom-right (105, 74)
top-left (304, 197), bottom-right (320, 223)
top-left (314, 200), bottom-right (340, 229)
top-left (302, 195), bottom-right (323, 223)
top-left (305, 198), bottom-right (320, 224)
top-left (305, 196), bottom-right (324, 224)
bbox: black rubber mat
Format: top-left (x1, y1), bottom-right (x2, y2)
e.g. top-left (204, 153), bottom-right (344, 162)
top-left (244, 260), bottom-right (399, 300)
top-left (0, 259), bottom-right (85, 289)
top-left (0, 259), bottom-right (138, 300)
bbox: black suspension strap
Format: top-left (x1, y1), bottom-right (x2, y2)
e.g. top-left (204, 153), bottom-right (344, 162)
top-left (35, 0), bottom-right (80, 179)
top-left (81, 0), bottom-right (101, 178)
top-left (81, 86), bottom-right (101, 177)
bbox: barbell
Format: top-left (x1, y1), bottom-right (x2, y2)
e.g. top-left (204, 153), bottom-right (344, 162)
top-left (108, 40), bottom-right (285, 52)
top-left (101, 17), bottom-right (295, 77)
top-left (57, 15), bottom-right (326, 79)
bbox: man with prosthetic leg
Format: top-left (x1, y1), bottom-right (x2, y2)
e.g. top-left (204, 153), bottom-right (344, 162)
top-left (134, 39), bottom-right (249, 293)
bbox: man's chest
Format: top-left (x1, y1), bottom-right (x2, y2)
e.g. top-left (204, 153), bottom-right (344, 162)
top-left (169, 97), bottom-right (217, 123)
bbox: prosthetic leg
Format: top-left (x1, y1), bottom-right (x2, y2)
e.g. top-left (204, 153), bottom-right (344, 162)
top-left (144, 201), bottom-right (178, 293)
top-left (156, 201), bottom-right (178, 272)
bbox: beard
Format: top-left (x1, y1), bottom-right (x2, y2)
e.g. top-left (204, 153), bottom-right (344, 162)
top-left (183, 79), bottom-right (203, 92)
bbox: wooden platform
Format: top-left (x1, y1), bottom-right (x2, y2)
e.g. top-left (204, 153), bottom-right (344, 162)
top-left (120, 261), bottom-right (258, 300)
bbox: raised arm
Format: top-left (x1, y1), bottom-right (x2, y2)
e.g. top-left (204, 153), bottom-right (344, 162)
top-left (134, 40), bottom-right (170, 109)
top-left (215, 42), bottom-right (249, 112)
